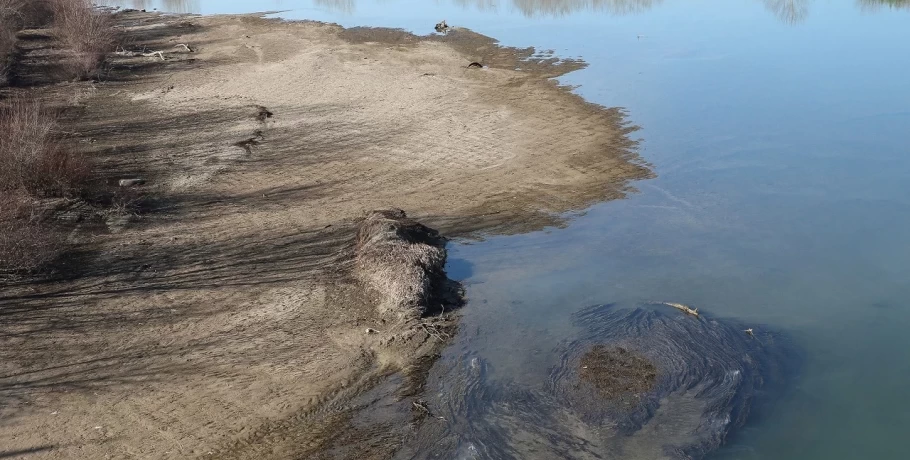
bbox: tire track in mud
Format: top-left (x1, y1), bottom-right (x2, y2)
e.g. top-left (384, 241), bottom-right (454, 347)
top-left (210, 364), bottom-right (390, 459)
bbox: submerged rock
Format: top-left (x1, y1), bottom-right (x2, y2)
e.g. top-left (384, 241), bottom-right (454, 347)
top-left (405, 304), bottom-right (795, 460)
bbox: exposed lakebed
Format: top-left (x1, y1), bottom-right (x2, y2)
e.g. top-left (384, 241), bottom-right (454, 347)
top-left (101, 1), bottom-right (910, 458)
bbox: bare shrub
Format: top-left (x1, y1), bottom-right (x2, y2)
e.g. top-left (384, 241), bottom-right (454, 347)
top-left (0, 25), bottom-right (13, 85)
top-left (0, 0), bottom-right (25, 19)
top-left (0, 0), bottom-right (23, 85)
top-left (0, 98), bottom-right (89, 196)
top-left (50, 0), bottom-right (117, 79)
top-left (19, 0), bottom-right (55, 27)
top-left (0, 190), bottom-right (61, 273)
top-left (1, 0), bottom-right (53, 27)
top-left (355, 209), bottom-right (447, 321)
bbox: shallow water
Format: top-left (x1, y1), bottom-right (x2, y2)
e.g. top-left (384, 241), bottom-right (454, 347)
top-left (100, 1), bottom-right (910, 458)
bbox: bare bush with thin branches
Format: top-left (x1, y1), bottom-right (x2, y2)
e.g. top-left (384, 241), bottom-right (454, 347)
top-left (0, 27), bottom-right (13, 85)
top-left (0, 98), bottom-right (89, 196)
top-left (0, 0), bottom-right (24, 85)
top-left (0, 190), bottom-right (61, 273)
top-left (1, 0), bottom-right (54, 27)
top-left (0, 0), bottom-right (25, 20)
top-left (51, 0), bottom-right (117, 79)
top-left (0, 98), bottom-right (86, 272)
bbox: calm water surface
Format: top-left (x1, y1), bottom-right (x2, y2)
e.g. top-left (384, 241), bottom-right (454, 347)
top-left (101, 1), bottom-right (910, 458)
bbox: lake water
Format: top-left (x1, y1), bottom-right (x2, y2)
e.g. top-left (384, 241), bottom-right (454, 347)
top-left (99, 1), bottom-right (910, 458)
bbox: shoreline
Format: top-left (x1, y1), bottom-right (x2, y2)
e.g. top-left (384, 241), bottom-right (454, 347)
top-left (1, 10), bottom-right (651, 458)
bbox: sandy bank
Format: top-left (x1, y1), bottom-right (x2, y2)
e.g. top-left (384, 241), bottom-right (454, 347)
top-left (0, 10), bottom-right (650, 459)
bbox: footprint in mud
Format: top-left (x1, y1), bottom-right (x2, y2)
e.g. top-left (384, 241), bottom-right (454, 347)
top-left (255, 105), bottom-right (273, 122)
top-left (244, 43), bottom-right (264, 63)
top-left (234, 130), bottom-right (264, 155)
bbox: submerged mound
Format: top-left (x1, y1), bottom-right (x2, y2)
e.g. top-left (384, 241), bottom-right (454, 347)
top-left (577, 344), bottom-right (658, 405)
top-left (550, 304), bottom-right (793, 459)
top-left (406, 305), bottom-right (794, 460)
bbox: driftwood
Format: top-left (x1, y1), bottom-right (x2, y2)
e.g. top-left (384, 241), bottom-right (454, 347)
top-left (114, 47), bottom-right (165, 60)
top-left (659, 301), bottom-right (699, 317)
top-left (114, 43), bottom-right (196, 61)
top-left (118, 178), bottom-right (145, 187)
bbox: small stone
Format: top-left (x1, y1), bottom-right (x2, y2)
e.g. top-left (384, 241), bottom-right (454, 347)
top-left (118, 178), bottom-right (146, 187)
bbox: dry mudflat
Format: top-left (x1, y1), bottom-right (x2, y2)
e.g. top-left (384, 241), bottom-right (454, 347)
top-left (0, 10), bottom-right (650, 459)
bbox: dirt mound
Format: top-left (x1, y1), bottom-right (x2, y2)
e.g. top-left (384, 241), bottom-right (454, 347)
top-left (578, 345), bottom-right (657, 406)
top-left (356, 209), bottom-right (447, 320)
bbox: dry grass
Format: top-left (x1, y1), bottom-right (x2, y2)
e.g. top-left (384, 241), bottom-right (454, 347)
top-left (1, 0), bottom-right (57, 85)
top-left (1, 0), bottom-right (54, 27)
top-left (0, 190), bottom-right (61, 273)
top-left (51, 0), bottom-right (117, 80)
top-left (19, 1), bottom-right (55, 27)
top-left (0, 98), bottom-right (83, 273)
top-left (0, 0), bottom-right (23, 85)
top-left (0, 98), bottom-right (89, 196)
top-left (0, 27), bottom-right (13, 85)
top-left (0, 0), bottom-right (25, 19)
top-left (0, 3), bottom-right (79, 273)
top-left (355, 209), bottom-right (447, 321)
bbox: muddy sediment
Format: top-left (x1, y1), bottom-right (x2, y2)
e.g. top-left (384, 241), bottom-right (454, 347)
top-left (578, 345), bottom-right (658, 405)
top-left (0, 10), bottom-right (653, 459)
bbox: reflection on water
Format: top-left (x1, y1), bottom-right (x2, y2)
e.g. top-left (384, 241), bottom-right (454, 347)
top-left (761, 0), bottom-right (810, 24)
top-left (452, 0), bottom-right (665, 16)
top-left (461, 0), bottom-right (906, 18)
top-left (98, 0), bottom-right (910, 23)
top-left (109, 0), bottom-right (201, 13)
top-left (858, 0), bottom-right (910, 9)
top-left (315, 0), bottom-right (355, 13)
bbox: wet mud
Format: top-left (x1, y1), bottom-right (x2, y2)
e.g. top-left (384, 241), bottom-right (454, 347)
top-left (577, 345), bottom-right (658, 406)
